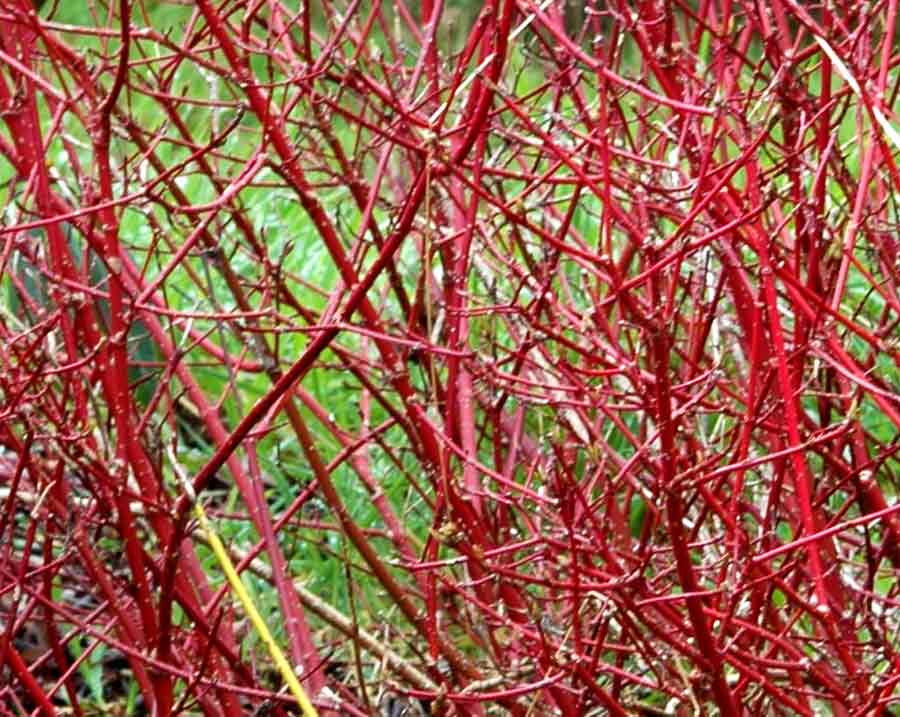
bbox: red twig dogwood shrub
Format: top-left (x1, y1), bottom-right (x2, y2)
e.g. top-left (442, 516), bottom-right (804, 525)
top-left (1, 0), bottom-right (900, 714)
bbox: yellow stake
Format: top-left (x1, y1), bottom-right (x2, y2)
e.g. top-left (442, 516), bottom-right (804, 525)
top-left (192, 499), bottom-right (319, 717)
